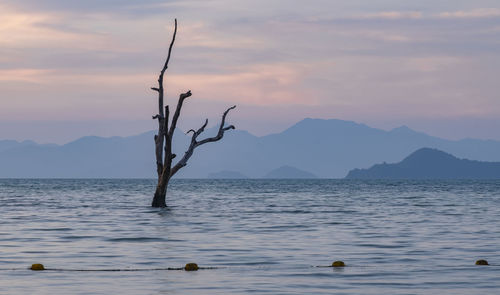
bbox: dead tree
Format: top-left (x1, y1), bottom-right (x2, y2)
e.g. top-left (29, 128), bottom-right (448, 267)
top-left (150, 19), bottom-right (236, 207)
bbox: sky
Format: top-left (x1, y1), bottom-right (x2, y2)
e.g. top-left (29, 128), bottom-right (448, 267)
top-left (1, 0), bottom-right (500, 144)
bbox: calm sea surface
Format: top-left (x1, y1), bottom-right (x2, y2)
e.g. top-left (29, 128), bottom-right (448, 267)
top-left (0, 179), bottom-right (499, 294)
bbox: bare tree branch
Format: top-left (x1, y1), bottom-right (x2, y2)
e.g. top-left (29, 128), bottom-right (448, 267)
top-left (160, 19), bottom-right (177, 79)
top-left (169, 106), bottom-right (236, 177)
top-left (157, 19), bottom-right (177, 119)
top-left (193, 119), bottom-right (209, 137)
top-left (163, 106), bottom-right (170, 144)
top-left (196, 105), bottom-right (236, 146)
top-left (168, 90), bottom-right (192, 139)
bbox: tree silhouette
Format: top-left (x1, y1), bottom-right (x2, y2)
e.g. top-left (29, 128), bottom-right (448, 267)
top-left (151, 19), bottom-right (236, 207)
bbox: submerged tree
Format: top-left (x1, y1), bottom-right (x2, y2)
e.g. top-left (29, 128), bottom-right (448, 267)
top-left (150, 19), bottom-right (236, 207)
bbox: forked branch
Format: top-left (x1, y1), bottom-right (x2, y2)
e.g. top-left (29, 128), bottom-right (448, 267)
top-left (169, 105), bottom-right (236, 177)
top-left (196, 105), bottom-right (236, 146)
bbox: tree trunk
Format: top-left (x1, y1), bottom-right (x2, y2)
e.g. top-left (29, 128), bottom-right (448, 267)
top-left (152, 177), bottom-right (169, 207)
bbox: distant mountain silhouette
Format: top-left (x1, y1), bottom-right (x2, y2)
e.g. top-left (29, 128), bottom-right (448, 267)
top-left (0, 139), bottom-right (51, 153)
top-left (346, 148), bottom-right (500, 179)
top-left (263, 165), bottom-right (317, 179)
top-left (2, 118), bottom-right (500, 178)
top-left (207, 170), bottom-right (248, 179)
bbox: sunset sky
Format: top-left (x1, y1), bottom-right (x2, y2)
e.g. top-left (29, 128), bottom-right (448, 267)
top-left (1, 0), bottom-right (500, 143)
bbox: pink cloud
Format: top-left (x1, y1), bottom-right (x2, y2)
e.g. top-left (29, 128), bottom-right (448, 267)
top-left (166, 63), bottom-right (316, 106)
top-left (437, 8), bottom-right (500, 19)
top-left (357, 11), bottom-right (422, 20)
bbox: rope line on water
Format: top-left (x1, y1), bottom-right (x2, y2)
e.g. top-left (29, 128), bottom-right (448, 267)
top-left (27, 263), bottom-right (219, 272)
top-left (44, 267), bottom-right (220, 272)
top-left (0, 260), bottom-right (493, 273)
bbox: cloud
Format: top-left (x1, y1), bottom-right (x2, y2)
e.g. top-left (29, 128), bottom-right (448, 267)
top-left (167, 63), bottom-right (316, 106)
top-left (404, 56), bottom-right (464, 72)
top-left (357, 11), bottom-right (423, 20)
top-left (176, 22), bottom-right (265, 50)
top-left (354, 8), bottom-right (500, 21)
top-left (437, 8), bottom-right (500, 19)
top-left (0, 0), bottom-right (170, 13)
top-left (353, 30), bottom-right (413, 42)
top-left (0, 4), bottom-right (111, 51)
top-left (0, 68), bottom-right (151, 85)
top-left (0, 69), bottom-right (54, 83)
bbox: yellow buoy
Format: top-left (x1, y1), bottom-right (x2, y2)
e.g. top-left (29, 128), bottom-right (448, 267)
top-left (475, 259), bottom-right (489, 265)
top-left (30, 264), bottom-right (45, 271)
top-left (332, 261), bottom-right (345, 267)
top-left (184, 263), bottom-right (199, 271)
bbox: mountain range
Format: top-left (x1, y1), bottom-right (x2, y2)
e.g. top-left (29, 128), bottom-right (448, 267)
top-left (1, 118), bottom-right (500, 178)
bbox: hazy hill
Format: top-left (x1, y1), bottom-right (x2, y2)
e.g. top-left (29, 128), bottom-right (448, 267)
top-left (263, 166), bottom-right (317, 179)
top-left (346, 148), bottom-right (500, 179)
top-left (0, 140), bottom-right (42, 153)
top-left (2, 118), bottom-right (500, 178)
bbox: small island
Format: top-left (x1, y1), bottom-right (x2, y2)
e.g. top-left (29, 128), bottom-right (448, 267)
top-left (264, 165), bottom-right (317, 179)
top-left (346, 148), bottom-right (500, 179)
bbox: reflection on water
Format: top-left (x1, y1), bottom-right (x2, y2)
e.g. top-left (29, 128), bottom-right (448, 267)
top-left (0, 179), bottom-right (499, 294)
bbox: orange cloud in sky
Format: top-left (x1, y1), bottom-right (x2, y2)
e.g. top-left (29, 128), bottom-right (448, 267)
top-left (0, 68), bottom-right (54, 83)
top-left (166, 63), bottom-right (317, 106)
top-left (0, 4), bottom-right (110, 50)
top-left (0, 62), bottom-right (320, 123)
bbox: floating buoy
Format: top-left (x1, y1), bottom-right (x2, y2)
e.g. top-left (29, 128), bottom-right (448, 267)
top-left (30, 264), bottom-right (45, 271)
top-left (475, 259), bottom-right (489, 266)
top-left (332, 261), bottom-right (345, 267)
top-left (184, 263), bottom-right (199, 271)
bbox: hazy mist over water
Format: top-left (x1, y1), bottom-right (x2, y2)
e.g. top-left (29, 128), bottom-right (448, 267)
top-left (1, 179), bottom-right (499, 294)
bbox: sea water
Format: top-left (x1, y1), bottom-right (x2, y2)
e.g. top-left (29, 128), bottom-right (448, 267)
top-left (0, 179), bottom-right (499, 294)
